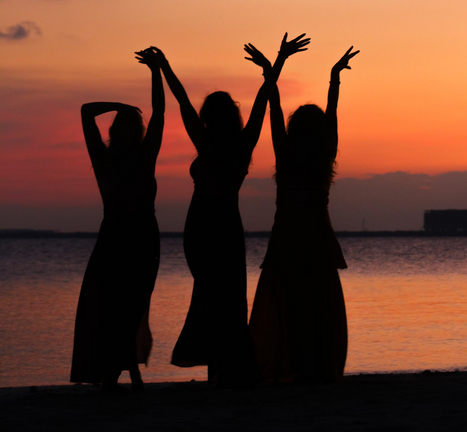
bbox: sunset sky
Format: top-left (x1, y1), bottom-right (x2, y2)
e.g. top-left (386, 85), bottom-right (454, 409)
top-left (1, 0), bottom-right (467, 232)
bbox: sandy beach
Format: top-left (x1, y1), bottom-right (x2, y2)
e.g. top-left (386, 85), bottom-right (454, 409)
top-left (1, 370), bottom-right (466, 431)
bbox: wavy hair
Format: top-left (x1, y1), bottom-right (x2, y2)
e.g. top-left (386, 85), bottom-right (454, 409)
top-left (285, 104), bottom-right (337, 186)
top-left (108, 110), bottom-right (145, 153)
top-left (200, 91), bottom-right (243, 136)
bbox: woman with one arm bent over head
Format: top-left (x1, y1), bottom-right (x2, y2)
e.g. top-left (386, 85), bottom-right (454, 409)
top-left (70, 48), bottom-right (164, 392)
top-left (152, 33), bottom-right (309, 387)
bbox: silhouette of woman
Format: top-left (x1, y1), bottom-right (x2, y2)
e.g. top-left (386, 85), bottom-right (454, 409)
top-left (151, 34), bottom-right (309, 386)
top-left (246, 44), bottom-right (359, 383)
top-left (70, 48), bottom-right (164, 391)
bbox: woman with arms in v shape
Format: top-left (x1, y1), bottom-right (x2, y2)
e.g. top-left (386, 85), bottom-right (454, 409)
top-left (152, 33), bottom-right (309, 387)
top-left (71, 48), bottom-right (164, 392)
top-left (246, 44), bottom-right (359, 383)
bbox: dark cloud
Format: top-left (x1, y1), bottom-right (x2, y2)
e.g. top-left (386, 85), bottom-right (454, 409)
top-left (3, 171), bottom-right (467, 232)
top-left (239, 172), bottom-right (467, 232)
top-left (0, 22), bottom-right (41, 41)
top-left (329, 171), bottom-right (467, 232)
top-left (0, 204), bottom-right (102, 232)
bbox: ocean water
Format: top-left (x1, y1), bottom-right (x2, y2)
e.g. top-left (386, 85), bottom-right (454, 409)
top-left (0, 236), bottom-right (466, 387)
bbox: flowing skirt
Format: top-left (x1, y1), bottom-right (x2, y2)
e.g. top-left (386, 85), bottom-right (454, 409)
top-left (249, 264), bottom-right (347, 383)
top-left (249, 203), bottom-right (347, 383)
top-left (70, 213), bottom-right (159, 383)
top-left (171, 193), bottom-right (255, 386)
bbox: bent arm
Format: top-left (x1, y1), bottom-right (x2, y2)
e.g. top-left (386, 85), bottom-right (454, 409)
top-left (81, 102), bottom-right (121, 164)
top-left (81, 102), bottom-right (142, 163)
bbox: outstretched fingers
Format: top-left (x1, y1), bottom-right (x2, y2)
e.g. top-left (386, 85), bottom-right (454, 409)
top-left (135, 53), bottom-right (146, 64)
top-left (289, 33), bottom-right (307, 43)
top-left (295, 39), bottom-right (311, 52)
top-left (244, 43), bottom-right (259, 54)
top-left (135, 50), bottom-right (146, 63)
top-left (280, 32), bottom-right (310, 57)
top-left (244, 44), bottom-right (254, 62)
top-left (345, 46), bottom-right (360, 60)
top-left (244, 43), bottom-right (259, 58)
top-left (333, 46), bottom-right (360, 72)
top-left (243, 43), bottom-right (270, 69)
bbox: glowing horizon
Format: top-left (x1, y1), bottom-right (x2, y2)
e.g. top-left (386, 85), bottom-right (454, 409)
top-left (2, 0), bottom-right (467, 230)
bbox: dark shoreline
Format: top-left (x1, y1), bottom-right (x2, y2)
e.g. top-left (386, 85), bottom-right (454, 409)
top-left (1, 229), bottom-right (466, 239)
top-left (2, 371), bottom-right (467, 431)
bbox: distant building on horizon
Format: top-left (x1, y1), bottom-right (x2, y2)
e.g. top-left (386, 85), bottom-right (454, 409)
top-left (424, 210), bottom-right (467, 234)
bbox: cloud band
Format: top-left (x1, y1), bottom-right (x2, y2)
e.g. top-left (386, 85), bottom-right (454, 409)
top-left (0, 21), bottom-right (41, 41)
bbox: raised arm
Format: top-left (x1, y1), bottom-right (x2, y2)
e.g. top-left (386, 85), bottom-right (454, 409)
top-left (326, 46), bottom-right (359, 152)
top-left (242, 33), bottom-right (309, 155)
top-left (81, 102), bottom-right (141, 165)
top-left (150, 47), bottom-right (206, 152)
top-left (244, 44), bottom-right (286, 158)
top-left (135, 48), bottom-right (165, 161)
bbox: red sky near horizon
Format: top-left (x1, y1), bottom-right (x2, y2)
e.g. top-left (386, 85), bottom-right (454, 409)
top-left (2, 0), bottom-right (467, 231)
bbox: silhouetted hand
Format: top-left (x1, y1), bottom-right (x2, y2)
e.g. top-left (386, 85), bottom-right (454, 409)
top-left (149, 47), bottom-right (168, 65)
top-left (244, 44), bottom-right (272, 71)
top-left (279, 33), bottom-right (310, 58)
top-left (331, 46), bottom-right (360, 74)
top-left (135, 47), bottom-right (160, 70)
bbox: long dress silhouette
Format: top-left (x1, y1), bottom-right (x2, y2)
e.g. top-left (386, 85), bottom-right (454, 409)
top-left (152, 34), bottom-right (310, 386)
top-left (174, 131), bottom-right (254, 385)
top-left (70, 48), bottom-right (164, 390)
top-left (246, 45), bottom-right (359, 383)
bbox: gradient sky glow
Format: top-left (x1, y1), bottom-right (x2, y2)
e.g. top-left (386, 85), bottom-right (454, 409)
top-left (1, 0), bottom-right (467, 231)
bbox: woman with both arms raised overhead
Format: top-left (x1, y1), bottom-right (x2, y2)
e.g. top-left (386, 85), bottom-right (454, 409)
top-left (150, 33), bottom-right (309, 387)
top-left (245, 42), bottom-right (359, 383)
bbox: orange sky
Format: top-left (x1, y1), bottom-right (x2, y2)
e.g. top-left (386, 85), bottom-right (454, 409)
top-left (1, 0), bottom-right (467, 231)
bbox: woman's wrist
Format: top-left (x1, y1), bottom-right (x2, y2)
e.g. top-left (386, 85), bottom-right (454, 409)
top-left (330, 70), bottom-right (340, 83)
top-left (158, 57), bottom-right (169, 68)
top-left (262, 64), bottom-right (272, 76)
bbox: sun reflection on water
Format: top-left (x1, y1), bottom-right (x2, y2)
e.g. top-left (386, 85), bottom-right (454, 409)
top-left (0, 236), bottom-right (466, 387)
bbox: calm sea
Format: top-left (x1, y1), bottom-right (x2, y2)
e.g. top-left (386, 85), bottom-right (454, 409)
top-left (1, 236), bottom-right (466, 387)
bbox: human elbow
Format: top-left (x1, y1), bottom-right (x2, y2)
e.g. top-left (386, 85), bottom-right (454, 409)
top-left (81, 104), bottom-right (90, 115)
